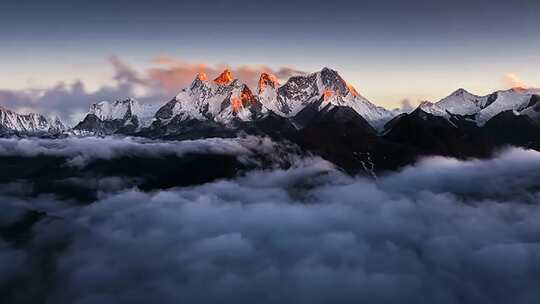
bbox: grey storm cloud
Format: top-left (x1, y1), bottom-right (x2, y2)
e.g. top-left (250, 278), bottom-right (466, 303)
top-left (1, 144), bottom-right (540, 304)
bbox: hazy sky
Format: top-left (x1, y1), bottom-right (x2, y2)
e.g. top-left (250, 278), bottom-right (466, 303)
top-left (1, 0), bottom-right (539, 110)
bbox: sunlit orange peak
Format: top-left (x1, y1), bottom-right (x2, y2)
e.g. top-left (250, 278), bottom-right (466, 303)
top-left (214, 69), bottom-right (234, 85)
top-left (323, 88), bottom-right (334, 101)
top-left (347, 83), bottom-right (359, 97)
top-left (196, 72), bottom-right (208, 81)
top-left (258, 72), bottom-right (280, 92)
top-left (231, 96), bottom-right (243, 113)
top-left (231, 86), bottom-right (257, 113)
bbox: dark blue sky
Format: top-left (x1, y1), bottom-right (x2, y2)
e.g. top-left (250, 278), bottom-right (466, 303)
top-left (1, 0), bottom-right (539, 106)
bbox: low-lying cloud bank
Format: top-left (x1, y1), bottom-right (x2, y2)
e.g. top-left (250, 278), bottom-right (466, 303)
top-left (0, 136), bottom-right (288, 168)
top-left (1, 146), bottom-right (540, 303)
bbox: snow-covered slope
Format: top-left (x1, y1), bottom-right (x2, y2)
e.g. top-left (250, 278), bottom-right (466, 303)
top-left (417, 101), bottom-right (451, 119)
top-left (476, 88), bottom-right (537, 124)
top-left (88, 98), bottom-right (159, 128)
top-left (0, 106), bottom-right (65, 134)
top-left (257, 72), bottom-right (281, 114)
top-left (433, 87), bottom-right (540, 125)
top-left (520, 94), bottom-right (540, 122)
top-left (435, 88), bottom-right (488, 116)
top-left (72, 98), bottom-right (161, 135)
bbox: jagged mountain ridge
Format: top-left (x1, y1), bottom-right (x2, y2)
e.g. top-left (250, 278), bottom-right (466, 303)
top-left (72, 98), bottom-right (160, 135)
top-left (72, 67), bottom-right (396, 135)
top-left (0, 106), bottom-right (65, 135)
top-left (420, 87), bottom-right (540, 125)
top-left (3, 67), bottom-right (539, 137)
top-left (69, 67), bottom-right (540, 138)
top-left (70, 68), bottom-right (539, 138)
top-left (154, 70), bottom-right (263, 125)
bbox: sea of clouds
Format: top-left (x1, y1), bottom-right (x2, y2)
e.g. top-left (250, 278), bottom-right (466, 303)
top-left (0, 136), bottom-right (288, 168)
top-left (1, 137), bottom-right (540, 304)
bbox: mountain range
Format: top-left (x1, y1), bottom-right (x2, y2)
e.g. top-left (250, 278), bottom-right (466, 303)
top-left (2, 67), bottom-right (540, 174)
top-left (0, 106), bottom-right (65, 135)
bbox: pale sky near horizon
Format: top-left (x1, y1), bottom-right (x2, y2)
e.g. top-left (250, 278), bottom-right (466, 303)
top-left (1, 0), bottom-right (539, 111)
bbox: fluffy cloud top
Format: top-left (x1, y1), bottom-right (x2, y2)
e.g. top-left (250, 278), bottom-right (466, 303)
top-left (1, 144), bottom-right (540, 304)
top-left (0, 136), bottom-right (287, 168)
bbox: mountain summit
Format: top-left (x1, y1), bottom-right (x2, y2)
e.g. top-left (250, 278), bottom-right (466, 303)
top-left (73, 98), bottom-right (159, 135)
top-left (258, 72), bottom-right (279, 93)
top-left (213, 69), bottom-right (234, 85)
top-left (430, 88), bottom-right (539, 125)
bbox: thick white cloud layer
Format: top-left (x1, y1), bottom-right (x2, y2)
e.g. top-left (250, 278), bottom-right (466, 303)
top-left (0, 136), bottom-right (286, 168)
top-left (1, 146), bottom-right (540, 303)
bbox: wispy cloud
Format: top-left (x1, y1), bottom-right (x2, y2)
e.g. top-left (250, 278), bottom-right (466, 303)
top-left (504, 73), bottom-right (528, 89)
top-left (503, 73), bottom-right (539, 92)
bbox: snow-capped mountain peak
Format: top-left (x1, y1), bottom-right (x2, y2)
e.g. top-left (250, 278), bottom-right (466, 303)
top-left (257, 67), bottom-right (394, 130)
top-left (317, 67), bottom-right (350, 96)
top-left (157, 71), bottom-right (263, 124)
top-left (435, 88), bottom-right (486, 116)
top-left (196, 72), bottom-right (208, 81)
top-left (430, 87), bottom-right (540, 125)
top-left (87, 98), bottom-right (159, 126)
top-left (89, 99), bottom-right (135, 121)
top-left (258, 72), bottom-right (279, 94)
top-left (213, 69), bottom-right (234, 85)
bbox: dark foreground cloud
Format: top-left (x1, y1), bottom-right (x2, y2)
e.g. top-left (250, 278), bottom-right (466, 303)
top-left (1, 146), bottom-right (540, 303)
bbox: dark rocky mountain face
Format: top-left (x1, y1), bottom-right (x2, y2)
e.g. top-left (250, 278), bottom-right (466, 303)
top-left (141, 117), bottom-right (238, 140)
top-left (154, 98), bottom-right (177, 121)
top-left (318, 67), bottom-right (349, 96)
top-left (276, 73), bottom-right (319, 115)
top-left (288, 105), bottom-right (380, 174)
top-left (73, 113), bottom-right (143, 136)
top-left (290, 96), bottom-right (327, 128)
top-left (381, 108), bottom-right (540, 163)
top-left (383, 108), bottom-right (491, 158)
top-left (480, 111), bottom-right (540, 150)
top-left (526, 94), bottom-right (540, 109)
